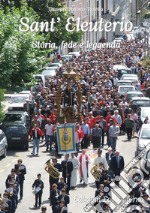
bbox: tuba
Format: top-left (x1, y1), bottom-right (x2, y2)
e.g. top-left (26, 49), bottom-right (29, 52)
top-left (0, 198), bottom-right (9, 212)
top-left (90, 163), bottom-right (104, 181)
top-left (45, 159), bottom-right (60, 179)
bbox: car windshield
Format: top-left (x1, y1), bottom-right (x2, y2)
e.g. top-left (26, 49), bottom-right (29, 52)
top-left (124, 78), bottom-right (137, 82)
top-left (120, 70), bottom-right (131, 74)
top-left (133, 100), bottom-right (150, 106)
top-left (11, 96), bottom-right (27, 103)
top-left (42, 70), bottom-right (55, 75)
top-left (6, 126), bottom-right (27, 134)
top-left (141, 128), bottom-right (150, 139)
top-left (119, 87), bottom-right (134, 92)
top-left (4, 114), bottom-right (23, 122)
top-left (141, 109), bottom-right (150, 117)
top-left (127, 93), bottom-right (143, 98)
top-left (49, 64), bottom-right (59, 67)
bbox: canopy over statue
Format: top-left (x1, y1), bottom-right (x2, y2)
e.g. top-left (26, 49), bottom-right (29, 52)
top-left (55, 63), bottom-right (82, 123)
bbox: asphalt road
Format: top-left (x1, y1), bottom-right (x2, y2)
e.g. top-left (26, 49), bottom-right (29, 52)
top-left (0, 134), bottom-right (137, 213)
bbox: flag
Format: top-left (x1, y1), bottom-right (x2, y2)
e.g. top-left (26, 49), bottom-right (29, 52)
top-left (56, 123), bottom-right (76, 154)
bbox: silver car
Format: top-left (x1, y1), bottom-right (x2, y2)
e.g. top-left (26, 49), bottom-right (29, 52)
top-left (140, 149), bottom-right (150, 175)
top-left (136, 124), bottom-right (150, 156)
top-left (0, 129), bottom-right (8, 158)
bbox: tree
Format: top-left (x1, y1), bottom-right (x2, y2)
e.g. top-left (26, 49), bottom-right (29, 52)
top-left (0, 89), bottom-right (5, 121)
top-left (0, 2), bottom-right (48, 89)
top-left (29, 0), bottom-right (82, 45)
top-left (1, 0), bottom-right (83, 46)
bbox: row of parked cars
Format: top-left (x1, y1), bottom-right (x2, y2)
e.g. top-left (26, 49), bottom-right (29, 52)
top-left (36, 51), bottom-right (80, 80)
top-left (0, 51), bottom-right (80, 158)
top-left (0, 91), bottom-right (32, 158)
top-left (114, 64), bottom-right (150, 174)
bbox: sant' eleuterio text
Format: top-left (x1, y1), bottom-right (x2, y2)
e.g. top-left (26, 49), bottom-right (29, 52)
top-left (19, 17), bottom-right (133, 33)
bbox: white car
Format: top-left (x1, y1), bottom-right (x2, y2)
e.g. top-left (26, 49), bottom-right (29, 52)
top-left (0, 130), bottom-right (7, 158)
top-left (42, 67), bottom-right (57, 78)
top-left (118, 85), bottom-right (136, 96)
top-left (121, 74), bottom-right (138, 80)
top-left (10, 94), bottom-right (32, 104)
top-left (7, 103), bottom-right (25, 111)
top-left (61, 55), bottom-right (73, 61)
top-left (47, 63), bottom-right (62, 68)
top-left (117, 80), bottom-right (134, 86)
top-left (140, 149), bottom-right (150, 175)
top-left (136, 124), bottom-right (150, 156)
top-left (121, 74), bottom-right (140, 88)
top-left (68, 51), bottom-right (80, 58)
top-left (33, 74), bottom-right (45, 87)
top-left (19, 91), bottom-right (32, 100)
top-left (113, 65), bottom-right (132, 79)
top-left (114, 37), bottom-right (124, 43)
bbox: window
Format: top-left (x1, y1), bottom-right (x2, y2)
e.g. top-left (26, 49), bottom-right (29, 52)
top-left (6, 126), bottom-right (27, 134)
top-left (4, 114), bottom-right (23, 122)
top-left (141, 128), bottom-right (150, 139)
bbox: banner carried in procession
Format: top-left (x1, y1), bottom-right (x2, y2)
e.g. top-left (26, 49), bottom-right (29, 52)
top-left (56, 123), bottom-right (76, 154)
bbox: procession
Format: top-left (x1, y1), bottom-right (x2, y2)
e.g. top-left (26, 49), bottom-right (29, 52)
top-left (0, 34), bottom-right (150, 213)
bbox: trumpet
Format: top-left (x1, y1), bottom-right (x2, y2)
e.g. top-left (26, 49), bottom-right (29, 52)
top-left (45, 159), bottom-right (60, 179)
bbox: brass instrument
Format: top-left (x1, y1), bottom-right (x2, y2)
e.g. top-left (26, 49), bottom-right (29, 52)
top-left (0, 198), bottom-right (9, 211)
top-left (91, 163), bottom-right (104, 181)
top-left (45, 159), bottom-right (60, 179)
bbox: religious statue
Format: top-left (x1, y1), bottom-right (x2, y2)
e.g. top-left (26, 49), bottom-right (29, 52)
top-left (64, 84), bottom-right (75, 107)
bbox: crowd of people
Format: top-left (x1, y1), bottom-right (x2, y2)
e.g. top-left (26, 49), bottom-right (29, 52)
top-left (1, 38), bottom-right (150, 213)
top-left (0, 159), bottom-right (26, 213)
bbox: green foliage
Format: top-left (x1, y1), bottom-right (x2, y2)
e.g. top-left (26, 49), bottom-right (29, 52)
top-left (0, 2), bottom-right (48, 89)
top-left (3, 0), bottom-right (83, 46)
top-left (0, 89), bottom-right (5, 121)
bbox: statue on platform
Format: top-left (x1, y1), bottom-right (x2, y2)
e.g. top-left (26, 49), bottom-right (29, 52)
top-left (64, 84), bottom-right (75, 107)
top-left (55, 63), bottom-right (82, 123)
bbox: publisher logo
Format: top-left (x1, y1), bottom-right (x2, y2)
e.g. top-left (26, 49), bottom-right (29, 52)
top-left (84, 144), bottom-right (150, 212)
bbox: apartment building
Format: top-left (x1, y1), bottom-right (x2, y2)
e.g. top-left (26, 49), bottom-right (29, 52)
top-left (64, 0), bottom-right (131, 50)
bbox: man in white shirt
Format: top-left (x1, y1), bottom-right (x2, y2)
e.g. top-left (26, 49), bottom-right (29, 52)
top-left (45, 119), bottom-right (54, 152)
top-left (92, 148), bottom-right (108, 189)
top-left (112, 110), bottom-right (122, 127)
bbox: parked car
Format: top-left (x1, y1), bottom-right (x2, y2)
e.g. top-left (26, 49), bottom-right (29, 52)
top-left (19, 91), bottom-right (32, 100)
top-left (5, 124), bottom-right (29, 150)
top-left (131, 97), bottom-right (150, 107)
top-left (1, 111), bottom-right (30, 132)
top-left (113, 37), bottom-right (124, 43)
top-left (121, 74), bottom-right (139, 81)
top-left (140, 149), bottom-right (150, 175)
top-left (33, 74), bottom-right (45, 87)
top-left (126, 91), bottom-right (144, 102)
top-left (137, 107), bottom-right (150, 123)
top-left (7, 103), bottom-right (25, 112)
top-left (113, 65), bottom-right (132, 79)
top-left (0, 130), bottom-right (8, 158)
top-left (61, 55), bottom-right (73, 62)
top-left (47, 63), bottom-right (62, 68)
top-left (41, 67), bottom-right (57, 78)
top-left (10, 94), bottom-right (32, 103)
top-left (118, 85), bottom-right (136, 96)
top-left (135, 124), bottom-right (150, 156)
top-left (68, 51), bottom-right (80, 58)
top-left (117, 80), bottom-right (134, 86)
top-left (121, 74), bottom-right (140, 89)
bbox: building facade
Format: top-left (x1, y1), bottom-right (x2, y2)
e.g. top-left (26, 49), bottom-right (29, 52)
top-left (63, 0), bottom-right (131, 51)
